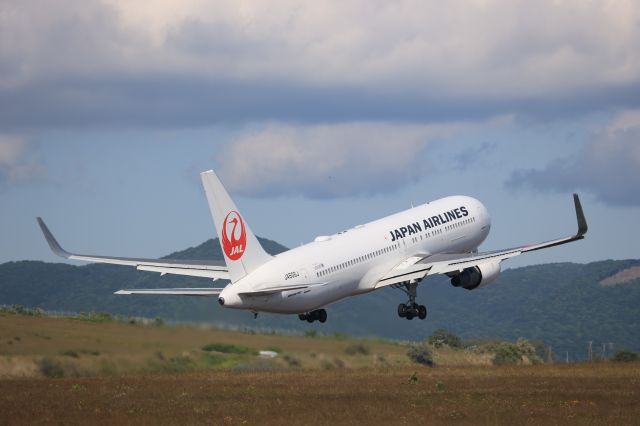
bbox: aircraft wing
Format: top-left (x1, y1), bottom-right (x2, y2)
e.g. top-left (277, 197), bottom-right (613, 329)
top-left (375, 193), bottom-right (587, 288)
top-left (37, 218), bottom-right (230, 280)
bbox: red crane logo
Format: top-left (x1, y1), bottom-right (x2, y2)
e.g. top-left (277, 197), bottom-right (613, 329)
top-left (222, 211), bottom-right (246, 261)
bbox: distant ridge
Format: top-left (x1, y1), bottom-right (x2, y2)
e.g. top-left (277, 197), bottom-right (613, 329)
top-left (162, 237), bottom-right (288, 260)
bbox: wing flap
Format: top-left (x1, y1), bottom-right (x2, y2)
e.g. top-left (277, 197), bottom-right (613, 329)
top-left (137, 265), bottom-right (228, 280)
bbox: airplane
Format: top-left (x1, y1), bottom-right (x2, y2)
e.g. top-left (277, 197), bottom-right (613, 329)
top-left (37, 170), bottom-right (588, 323)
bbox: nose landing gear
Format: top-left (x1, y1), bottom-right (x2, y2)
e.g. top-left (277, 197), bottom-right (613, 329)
top-left (298, 309), bottom-right (327, 323)
top-left (393, 280), bottom-right (428, 321)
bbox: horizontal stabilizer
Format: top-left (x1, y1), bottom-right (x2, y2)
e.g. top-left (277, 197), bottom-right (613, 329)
top-left (115, 288), bottom-right (224, 296)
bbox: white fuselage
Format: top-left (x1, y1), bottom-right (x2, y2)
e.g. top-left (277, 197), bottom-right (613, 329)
top-left (219, 196), bottom-right (491, 314)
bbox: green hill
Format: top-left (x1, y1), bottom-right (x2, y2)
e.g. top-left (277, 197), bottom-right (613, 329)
top-left (1, 238), bottom-right (639, 360)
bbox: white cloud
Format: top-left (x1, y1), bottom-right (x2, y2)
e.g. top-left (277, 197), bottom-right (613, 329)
top-left (2, 0), bottom-right (640, 100)
top-left (215, 121), bottom-right (475, 198)
top-left (507, 109), bottom-right (640, 206)
top-left (0, 136), bottom-right (46, 185)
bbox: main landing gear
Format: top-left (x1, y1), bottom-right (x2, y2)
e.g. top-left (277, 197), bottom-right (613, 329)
top-left (298, 309), bottom-right (327, 323)
top-left (394, 280), bottom-right (427, 321)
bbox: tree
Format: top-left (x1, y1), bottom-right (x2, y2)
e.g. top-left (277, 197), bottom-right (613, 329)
top-left (427, 328), bottom-right (462, 348)
top-left (612, 351), bottom-right (639, 362)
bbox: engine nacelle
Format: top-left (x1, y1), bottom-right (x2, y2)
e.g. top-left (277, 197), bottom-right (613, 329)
top-left (450, 261), bottom-right (501, 290)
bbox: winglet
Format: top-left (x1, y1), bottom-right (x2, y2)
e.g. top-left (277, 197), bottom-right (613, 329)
top-left (36, 217), bottom-right (72, 259)
top-left (573, 194), bottom-right (588, 237)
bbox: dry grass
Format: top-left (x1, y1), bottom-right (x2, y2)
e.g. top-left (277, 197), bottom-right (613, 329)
top-left (0, 312), bottom-right (411, 376)
top-left (1, 313), bottom-right (639, 425)
top-left (0, 364), bottom-right (638, 425)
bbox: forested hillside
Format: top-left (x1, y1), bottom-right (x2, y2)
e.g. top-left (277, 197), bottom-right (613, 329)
top-left (1, 237), bottom-right (638, 360)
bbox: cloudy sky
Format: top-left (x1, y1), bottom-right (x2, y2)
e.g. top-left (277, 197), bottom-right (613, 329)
top-left (1, 0), bottom-right (639, 268)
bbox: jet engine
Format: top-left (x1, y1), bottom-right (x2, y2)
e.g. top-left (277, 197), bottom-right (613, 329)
top-left (450, 261), bottom-right (501, 290)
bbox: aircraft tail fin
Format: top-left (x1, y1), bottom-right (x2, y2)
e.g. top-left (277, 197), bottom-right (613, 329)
top-left (200, 170), bottom-right (272, 283)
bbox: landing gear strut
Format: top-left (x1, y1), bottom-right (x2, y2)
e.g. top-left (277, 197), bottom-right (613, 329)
top-left (394, 281), bottom-right (427, 321)
top-left (298, 309), bottom-right (327, 323)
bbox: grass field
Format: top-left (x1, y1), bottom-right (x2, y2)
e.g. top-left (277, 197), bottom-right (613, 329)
top-left (1, 312), bottom-right (639, 425)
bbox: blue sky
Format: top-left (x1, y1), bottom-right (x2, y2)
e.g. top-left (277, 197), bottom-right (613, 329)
top-left (1, 1), bottom-right (639, 268)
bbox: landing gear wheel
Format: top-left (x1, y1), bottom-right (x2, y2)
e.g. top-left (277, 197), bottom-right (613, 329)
top-left (394, 280), bottom-right (429, 321)
top-left (397, 303), bottom-right (407, 318)
top-left (299, 309), bottom-right (328, 323)
top-left (418, 305), bottom-right (427, 320)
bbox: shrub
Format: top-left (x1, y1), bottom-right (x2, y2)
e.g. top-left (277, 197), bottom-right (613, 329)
top-left (76, 312), bottom-right (113, 323)
top-left (283, 355), bottom-right (301, 367)
top-left (428, 328), bottom-right (462, 348)
top-left (167, 356), bottom-right (195, 372)
top-left (200, 353), bottom-right (229, 368)
top-left (492, 342), bottom-right (522, 365)
top-left (407, 345), bottom-right (434, 366)
top-left (344, 344), bottom-right (370, 356)
top-left (321, 360), bottom-right (335, 370)
top-left (12, 304), bottom-right (27, 315)
top-left (39, 357), bottom-right (65, 378)
top-left (304, 329), bottom-right (317, 338)
top-left (613, 351), bottom-right (639, 362)
top-left (516, 338), bottom-right (543, 364)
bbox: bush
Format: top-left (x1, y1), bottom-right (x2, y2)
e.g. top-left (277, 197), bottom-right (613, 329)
top-left (344, 344), bottom-right (370, 356)
top-left (613, 351), bottom-right (639, 362)
top-left (200, 353), bottom-right (229, 368)
top-left (283, 355), bottom-right (301, 367)
top-left (77, 312), bottom-right (113, 323)
top-left (166, 356), bottom-right (195, 372)
top-left (407, 345), bottom-right (434, 366)
top-left (516, 338), bottom-right (543, 364)
top-left (12, 304), bottom-right (27, 315)
top-left (321, 360), bottom-right (335, 370)
top-left (39, 357), bottom-right (65, 378)
top-left (492, 342), bottom-right (522, 365)
top-left (304, 329), bottom-right (318, 338)
top-left (428, 328), bottom-right (462, 348)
